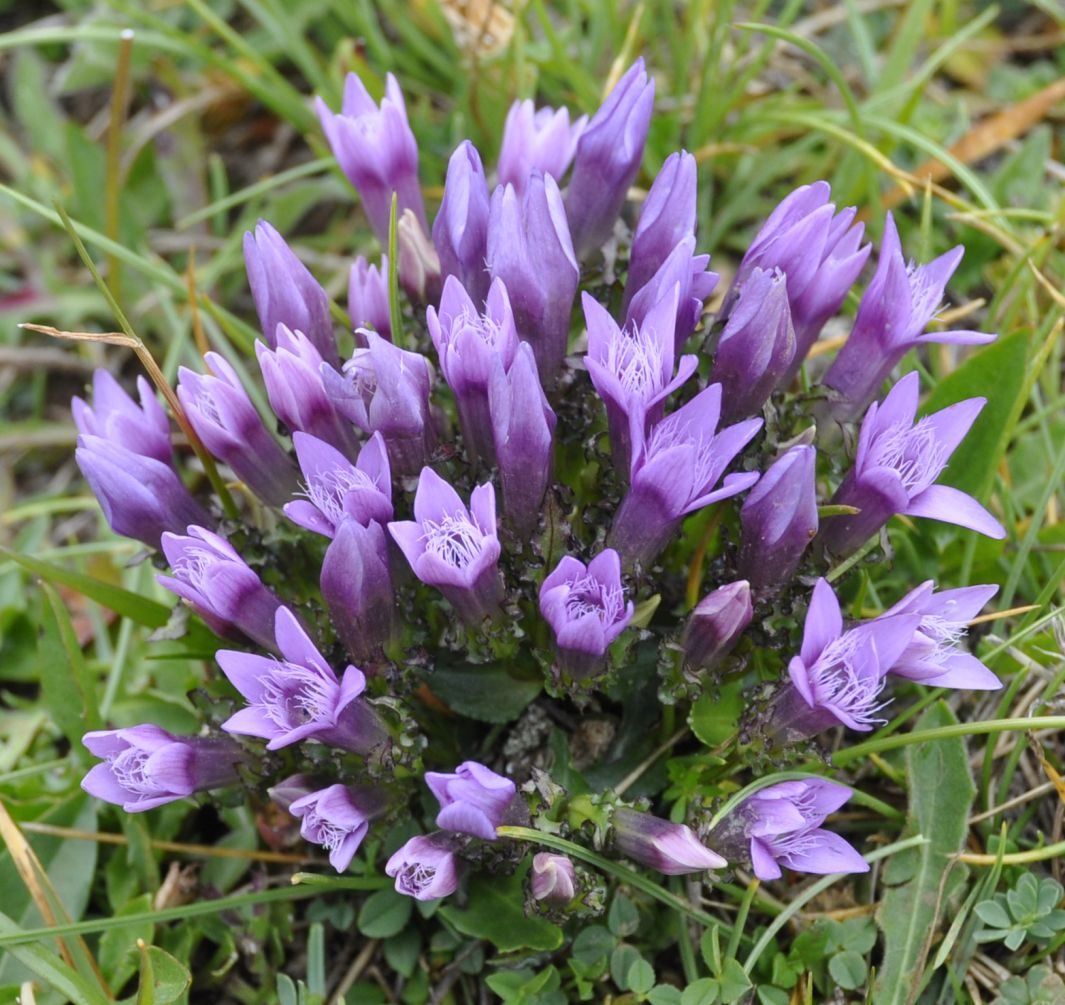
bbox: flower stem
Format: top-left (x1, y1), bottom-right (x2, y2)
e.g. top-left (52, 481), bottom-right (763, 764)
top-left (832, 716), bottom-right (1065, 768)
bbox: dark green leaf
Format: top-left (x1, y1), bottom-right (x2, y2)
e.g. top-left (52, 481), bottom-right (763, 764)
top-left (875, 702), bottom-right (975, 1002)
top-left (828, 950), bottom-right (867, 990)
top-left (37, 581), bottom-right (101, 746)
top-left (4, 547), bottom-right (172, 628)
top-left (920, 331), bottom-right (1028, 498)
top-left (383, 927), bottom-right (421, 979)
top-left (571, 924), bottom-right (616, 965)
top-left (689, 682), bottom-right (743, 748)
top-left (428, 663), bottom-right (541, 723)
top-left (610, 945), bottom-right (641, 990)
top-left (439, 867), bottom-right (562, 952)
top-left (607, 892), bottom-right (640, 937)
top-left (357, 888), bottom-right (413, 939)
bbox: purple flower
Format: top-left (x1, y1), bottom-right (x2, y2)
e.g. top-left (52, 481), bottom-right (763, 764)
top-left (725, 181), bottom-right (870, 381)
top-left (737, 445), bottom-right (818, 590)
top-left (872, 581), bottom-right (1001, 689)
top-left (624, 235), bottom-right (717, 355)
top-left (623, 151), bottom-right (697, 310)
top-left (709, 267), bottom-right (796, 422)
top-left (432, 141), bottom-right (491, 306)
top-left (584, 286), bottom-right (697, 475)
top-left (609, 384), bottom-right (762, 568)
top-left (283, 431), bottom-right (392, 538)
top-left (428, 275), bottom-right (520, 462)
top-left (613, 809), bottom-right (726, 875)
top-left (81, 726), bottom-right (240, 812)
top-left (824, 214), bottom-right (996, 417)
top-left (289, 784), bottom-right (382, 873)
top-left (257, 326), bottom-right (360, 458)
top-left (72, 369), bottom-right (171, 465)
top-left (349, 255), bottom-right (391, 340)
top-left (681, 581), bottom-right (752, 672)
top-left (487, 171), bottom-right (579, 382)
top-left (75, 435), bottom-right (212, 550)
top-left (531, 853), bottom-right (577, 905)
top-left (719, 779), bottom-right (868, 880)
top-left (489, 341), bottom-right (556, 536)
top-left (425, 761), bottom-right (517, 840)
top-left (821, 372), bottom-right (1005, 557)
top-left (217, 607), bottom-right (384, 754)
top-left (244, 220), bottom-right (337, 361)
top-left (565, 60), bottom-right (655, 257)
top-left (386, 833), bottom-right (461, 901)
top-left (177, 353), bottom-right (298, 507)
top-left (157, 526), bottom-right (281, 649)
top-left (321, 518), bottom-right (395, 665)
top-left (497, 99), bottom-right (587, 191)
top-left (315, 72), bottom-right (426, 243)
top-left (770, 579), bottom-right (919, 741)
top-left (539, 549), bottom-right (634, 679)
top-left (322, 331), bottom-right (436, 476)
top-left (388, 468), bottom-right (503, 624)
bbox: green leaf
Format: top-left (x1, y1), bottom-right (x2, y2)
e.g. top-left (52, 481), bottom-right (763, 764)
top-left (3, 547), bottom-right (172, 628)
top-left (136, 945), bottom-right (191, 1005)
top-left (680, 977), bottom-right (719, 1005)
top-left (383, 927), bottom-right (421, 979)
top-left (689, 682), bottom-right (743, 748)
top-left (37, 581), bottom-right (102, 746)
top-left (607, 892), bottom-right (640, 937)
top-left (428, 663), bottom-right (541, 723)
top-left (571, 924), bottom-right (616, 966)
top-left (1036, 878), bottom-right (1063, 914)
top-left (627, 958), bottom-right (656, 996)
top-left (357, 888), bottom-right (413, 939)
top-left (647, 987), bottom-right (683, 1005)
top-left (717, 959), bottom-right (752, 1003)
top-left (439, 866), bottom-right (562, 952)
top-left (98, 894), bottom-right (154, 992)
top-left (0, 909), bottom-right (110, 1005)
top-left (875, 701), bottom-right (975, 1003)
top-left (610, 944), bottom-right (642, 990)
top-left (920, 331), bottom-right (1028, 498)
top-left (828, 950), bottom-right (867, 991)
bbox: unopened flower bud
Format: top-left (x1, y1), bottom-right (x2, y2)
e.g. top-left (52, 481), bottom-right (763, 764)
top-left (737, 445), bottom-right (818, 589)
top-left (681, 581), bottom-right (753, 671)
top-left (613, 808), bottom-right (726, 875)
top-left (531, 853), bottom-right (576, 904)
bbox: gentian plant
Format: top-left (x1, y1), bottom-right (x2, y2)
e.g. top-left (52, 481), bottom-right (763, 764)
top-left (45, 55), bottom-right (1017, 1002)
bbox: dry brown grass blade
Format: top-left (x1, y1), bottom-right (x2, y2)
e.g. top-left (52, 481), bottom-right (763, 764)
top-left (1027, 732), bottom-right (1065, 809)
top-left (882, 77), bottom-right (1065, 210)
top-left (968, 604), bottom-right (1040, 626)
top-left (0, 799), bottom-right (112, 998)
top-left (20, 820), bottom-right (325, 865)
top-left (18, 322), bottom-right (238, 517)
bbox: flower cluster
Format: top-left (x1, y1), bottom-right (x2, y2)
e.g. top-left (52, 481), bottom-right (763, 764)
top-left (70, 61), bottom-right (1005, 909)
